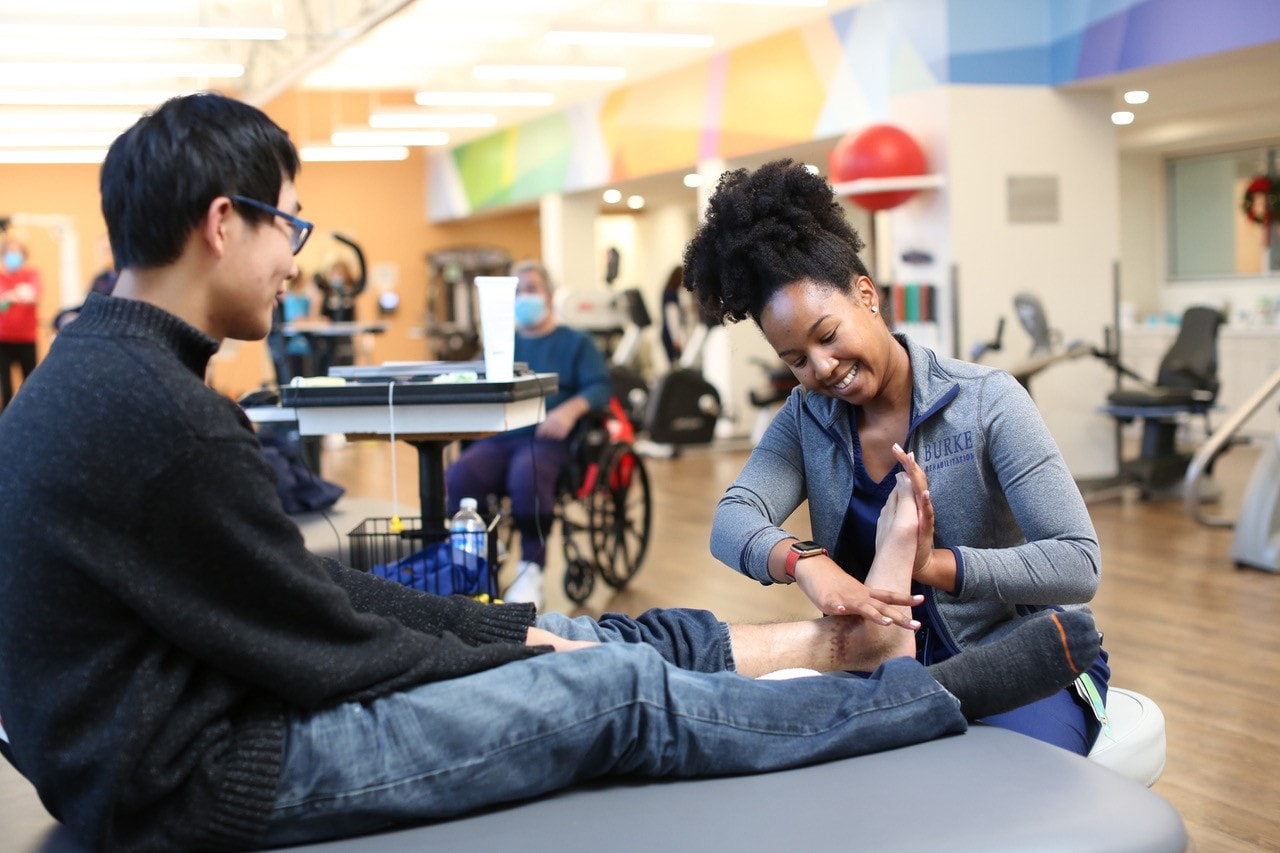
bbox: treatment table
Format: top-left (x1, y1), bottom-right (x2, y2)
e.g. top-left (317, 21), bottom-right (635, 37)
top-left (2, 724), bottom-right (1185, 852)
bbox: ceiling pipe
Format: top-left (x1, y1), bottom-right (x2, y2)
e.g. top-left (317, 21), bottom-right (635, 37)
top-left (240, 0), bottom-right (418, 107)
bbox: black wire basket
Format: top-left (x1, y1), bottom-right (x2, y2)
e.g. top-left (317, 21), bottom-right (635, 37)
top-left (349, 516), bottom-right (498, 598)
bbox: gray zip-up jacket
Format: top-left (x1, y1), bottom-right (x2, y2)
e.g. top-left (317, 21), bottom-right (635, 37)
top-left (711, 335), bottom-right (1100, 653)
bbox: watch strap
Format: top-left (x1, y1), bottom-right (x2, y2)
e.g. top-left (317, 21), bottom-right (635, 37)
top-left (784, 545), bottom-right (827, 580)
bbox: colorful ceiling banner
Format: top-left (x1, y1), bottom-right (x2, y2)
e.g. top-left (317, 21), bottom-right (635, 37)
top-left (429, 0), bottom-right (1280, 220)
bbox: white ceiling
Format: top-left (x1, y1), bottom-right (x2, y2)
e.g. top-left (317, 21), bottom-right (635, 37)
top-left (0, 0), bottom-right (1276, 180)
top-left (301, 0), bottom-right (867, 144)
top-left (0, 0), bottom-right (865, 151)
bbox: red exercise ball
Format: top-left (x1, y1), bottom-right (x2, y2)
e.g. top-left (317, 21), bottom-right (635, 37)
top-left (828, 124), bottom-right (927, 211)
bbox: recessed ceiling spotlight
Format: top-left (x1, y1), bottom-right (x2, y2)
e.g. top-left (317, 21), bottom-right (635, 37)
top-left (1123, 90), bottom-right (1149, 105)
top-left (603, 189), bottom-right (622, 204)
top-left (626, 195), bottom-right (645, 210)
top-left (1111, 111), bottom-right (1135, 126)
top-left (683, 173), bottom-right (703, 188)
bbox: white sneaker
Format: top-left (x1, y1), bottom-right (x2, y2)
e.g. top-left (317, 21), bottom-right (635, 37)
top-left (503, 561), bottom-right (544, 611)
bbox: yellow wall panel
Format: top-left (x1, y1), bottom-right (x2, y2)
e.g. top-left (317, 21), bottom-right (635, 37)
top-left (719, 30), bottom-right (826, 159)
top-left (600, 63), bottom-right (709, 180)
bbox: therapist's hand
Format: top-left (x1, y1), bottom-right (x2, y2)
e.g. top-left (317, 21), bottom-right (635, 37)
top-left (892, 443), bottom-right (937, 581)
top-left (793, 557), bottom-right (920, 628)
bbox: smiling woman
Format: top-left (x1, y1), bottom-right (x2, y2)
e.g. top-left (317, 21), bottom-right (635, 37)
top-left (682, 158), bottom-right (1112, 758)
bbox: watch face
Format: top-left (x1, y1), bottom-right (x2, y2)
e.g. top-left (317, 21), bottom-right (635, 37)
top-left (791, 540), bottom-right (824, 556)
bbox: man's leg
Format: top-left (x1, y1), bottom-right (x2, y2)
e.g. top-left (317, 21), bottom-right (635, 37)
top-left (260, 637), bottom-right (961, 848)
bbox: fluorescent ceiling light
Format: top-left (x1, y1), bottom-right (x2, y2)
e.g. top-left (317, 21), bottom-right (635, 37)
top-left (0, 148), bottom-right (106, 164)
top-left (331, 129), bottom-right (450, 147)
top-left (300, 145), bottom-right (410, 162)
top-left (602, 189), bottom-right (622, 204)
top-left (473, 65), bottom-right (625, 81)
top-left (1124, 90), bottom-right (1149, 104)
top-left (0, 130), bottom-right (121, 147)
top-left (0, 110), bottom-right (142, 130)
top-left (545, 30), bottom-right (713, 48)
top-left (0, 62), bottom-right (244, 82)
top-left (1111, 111), bottom-right (1135, 126)
top-left (0, 24), bottom-right (285, 40)
top-left (415, 91), bottom-right (554, 107)
top-left (0, 90), bottom-right (188, 106)
top-left (369, 112), bottom-right (497, 129)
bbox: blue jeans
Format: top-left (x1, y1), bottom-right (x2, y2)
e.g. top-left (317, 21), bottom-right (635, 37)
top-left (260, 609), bottom-right (965, 847)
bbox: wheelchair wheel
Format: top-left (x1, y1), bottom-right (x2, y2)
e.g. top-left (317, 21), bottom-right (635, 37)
top-left (593, 444), bottom-right (651, 589)
top-left (562, 556), bottom-right (596, 604)
top-left (558, 483), bottom-right (600, 593)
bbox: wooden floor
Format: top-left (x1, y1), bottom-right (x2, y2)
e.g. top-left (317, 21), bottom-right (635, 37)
top-left (4, 436), bottom-right (1280, 850)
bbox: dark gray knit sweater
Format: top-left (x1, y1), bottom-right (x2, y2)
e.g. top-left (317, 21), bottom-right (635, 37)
top-left (0, 295), bottom-right (540, 851)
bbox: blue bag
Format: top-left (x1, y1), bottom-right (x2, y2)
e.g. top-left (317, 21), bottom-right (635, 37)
top-left (370, 541), bottom-right (489, 596)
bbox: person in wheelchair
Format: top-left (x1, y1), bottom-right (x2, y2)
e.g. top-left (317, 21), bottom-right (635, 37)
top-left (446, 260), bottom-right (612, 610)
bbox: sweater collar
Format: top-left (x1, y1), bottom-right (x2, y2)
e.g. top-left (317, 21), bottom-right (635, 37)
top-left (68, 293), bottom-right (221, 377)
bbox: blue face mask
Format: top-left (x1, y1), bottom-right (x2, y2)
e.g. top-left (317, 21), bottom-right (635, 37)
top-left (2, 251), bottom-right (23, 273)
top-left (514, 294), bottom-right (548, 328)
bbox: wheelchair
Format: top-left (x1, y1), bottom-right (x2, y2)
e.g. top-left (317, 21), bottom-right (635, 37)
top-left (487, 397), bottom-right (653, 604)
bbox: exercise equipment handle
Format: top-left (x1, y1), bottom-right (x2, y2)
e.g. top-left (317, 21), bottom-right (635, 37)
top-left (1184, 364), bottom-right (1280, 526)
top-left (330, 232), bottom-right (368, 297)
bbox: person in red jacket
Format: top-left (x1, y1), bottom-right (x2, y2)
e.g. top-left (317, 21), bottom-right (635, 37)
top-left (0, 235), bottom-right (40, 407)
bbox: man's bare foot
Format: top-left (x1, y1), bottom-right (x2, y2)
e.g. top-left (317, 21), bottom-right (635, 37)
top-left (865, 472), bottom-right (919, 632)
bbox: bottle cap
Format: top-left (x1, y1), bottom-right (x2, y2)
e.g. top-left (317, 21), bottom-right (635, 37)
top-left (460, 497), bottom-right (478, 511)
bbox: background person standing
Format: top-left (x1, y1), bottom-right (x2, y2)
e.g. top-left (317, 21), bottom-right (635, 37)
top-left (0, 235), bottom-right (41, 408)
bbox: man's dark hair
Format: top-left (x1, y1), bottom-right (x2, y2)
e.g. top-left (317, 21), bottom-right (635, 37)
top-left (682, 159), bottom-right (870, 325)
top-left (100, 92), bottom-right (300, 270)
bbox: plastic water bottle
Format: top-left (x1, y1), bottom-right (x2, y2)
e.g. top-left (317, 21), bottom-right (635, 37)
top-left (449, 497), bottom-right (487, 583)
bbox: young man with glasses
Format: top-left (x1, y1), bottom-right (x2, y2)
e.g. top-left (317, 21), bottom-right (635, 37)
top-left (0, 92), bottom-right (1098, 851)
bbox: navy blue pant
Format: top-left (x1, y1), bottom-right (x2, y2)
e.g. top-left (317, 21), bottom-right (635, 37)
top-left (446, 432), bottom-right (570, 565)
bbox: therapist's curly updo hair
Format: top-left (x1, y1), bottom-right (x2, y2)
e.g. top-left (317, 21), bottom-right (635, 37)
top-left (682, 159), bottom-right (872, 326)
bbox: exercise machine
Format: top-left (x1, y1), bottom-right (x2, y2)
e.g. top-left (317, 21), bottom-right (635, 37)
top-left (970, 293), bottom-right (1092, 395)
top-left (562, 287), bottom-right (722, 450)
top-left (1097, 306), bottom-right (1225, 497)
top-left (424, 246), bottom-right (511, 361)
top-left (1184, 363), bottom-right (1280, 571)
top-left (747, 356), bottom-right (800, 445)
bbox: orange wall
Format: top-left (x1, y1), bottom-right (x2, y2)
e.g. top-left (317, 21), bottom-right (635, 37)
top-left (0, 90), bottom-right (542, 400)
top-left (0, 162), bottom-right (108, 361)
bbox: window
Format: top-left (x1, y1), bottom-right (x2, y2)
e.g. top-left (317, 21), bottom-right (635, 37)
top-left (1167, 143), bottom-right (1279, 280)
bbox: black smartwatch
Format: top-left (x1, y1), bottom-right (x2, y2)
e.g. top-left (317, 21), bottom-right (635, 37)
top-left (785, 540), bottom-right (828, 580)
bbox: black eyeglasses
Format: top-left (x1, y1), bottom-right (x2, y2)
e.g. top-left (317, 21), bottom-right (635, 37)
top-left (229, 194), bottom-right (314, 255)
